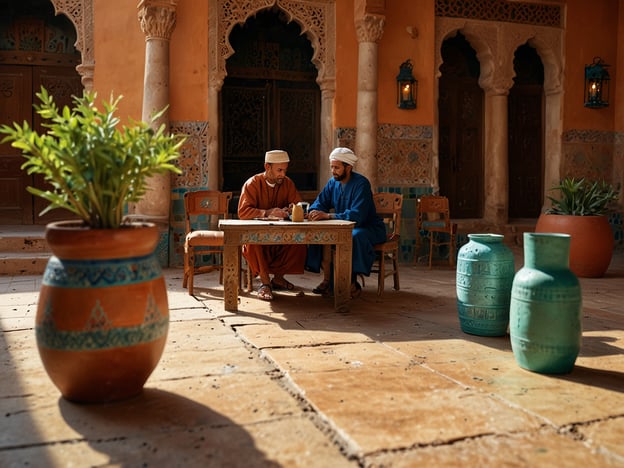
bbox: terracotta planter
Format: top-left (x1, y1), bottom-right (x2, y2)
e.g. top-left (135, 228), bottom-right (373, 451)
top-left (36, 221), bottom-right (169, 403)
top-left (535, 213), bottom-right (614, 278)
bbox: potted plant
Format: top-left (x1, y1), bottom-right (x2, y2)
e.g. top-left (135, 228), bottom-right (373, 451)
top-left (0, 87), bottom-right (185, 402)
top-left (535, 177), bottom-right (620, 278)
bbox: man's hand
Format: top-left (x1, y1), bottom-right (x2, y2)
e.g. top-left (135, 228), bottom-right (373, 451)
top-left (267, 207), bottom-right (289, 219)
top-left (308, 209), bottom-right (330, 221)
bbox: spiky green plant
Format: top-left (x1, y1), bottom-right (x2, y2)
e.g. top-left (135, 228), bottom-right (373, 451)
top-left (0, 86), bottom-right (185, 228)
top-left (546, 177), bottom-right (619, 216)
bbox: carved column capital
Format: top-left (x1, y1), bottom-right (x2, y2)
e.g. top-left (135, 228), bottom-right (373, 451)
top-left (138, 0), bottom-right (178, 40)
top-left (355, 14), bottom-right (385, 43)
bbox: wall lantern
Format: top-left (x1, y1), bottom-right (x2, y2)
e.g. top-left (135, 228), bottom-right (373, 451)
top-left (584, 57), bottom-right (610, 108)
top-left (396, 59), bottom-right (417, 109)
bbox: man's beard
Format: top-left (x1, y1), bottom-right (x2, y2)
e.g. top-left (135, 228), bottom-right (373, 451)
top-left (332, 172), bottom-right (346, 181)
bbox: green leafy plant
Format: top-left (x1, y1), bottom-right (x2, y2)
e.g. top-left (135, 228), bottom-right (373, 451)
top-left (546, 177), bottom-right (619, 216)
top-left (0, 87), bottom-right (185, 229)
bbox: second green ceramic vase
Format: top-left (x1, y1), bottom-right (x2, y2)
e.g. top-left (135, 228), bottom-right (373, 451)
top-left (510, 233), bottom-right (582, 374)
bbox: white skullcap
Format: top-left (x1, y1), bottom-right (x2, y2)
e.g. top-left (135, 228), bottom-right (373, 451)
top-left (265, 150), bottom-right (290, 163)
top-left (329, 147), bottom-right (357, 166)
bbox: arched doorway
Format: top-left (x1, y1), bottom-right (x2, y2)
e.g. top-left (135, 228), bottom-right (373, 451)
top-left (508, 43), bottom-right (544, 219)
top-left (0, 0), bottom-right (83, 225)
top-left (220, 8), bottom-right (320, 193)
top-left (438, 32), bottom-right (484, 218)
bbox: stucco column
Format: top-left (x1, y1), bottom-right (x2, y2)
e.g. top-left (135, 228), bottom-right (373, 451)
top-left (543, 90), bottom-right (563, 210)
top-left (207, 84), bottom-right (220, 190)
top-left (132, 0), bottom-right (178, 221)
top-left (354, 12), bottom-right (385, 188)
top-left (318, 81), bottom-right (336, 187)
top-left (483, 90), bottom-right (509, 224)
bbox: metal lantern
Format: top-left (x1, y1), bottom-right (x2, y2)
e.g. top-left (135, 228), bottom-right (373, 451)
top-left (396, 59), bottom-right (417, 109)
top-left (584, 57), bottom-right (610, 108)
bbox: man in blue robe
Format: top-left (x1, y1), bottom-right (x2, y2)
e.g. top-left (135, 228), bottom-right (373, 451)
top-left (306, 147), bottom-right (387, 298)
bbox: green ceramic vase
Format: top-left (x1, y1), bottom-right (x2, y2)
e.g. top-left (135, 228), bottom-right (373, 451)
top-left (510, 233), bottom-right (582, 374)
top-left (456, 234), bottom-right (515, 336)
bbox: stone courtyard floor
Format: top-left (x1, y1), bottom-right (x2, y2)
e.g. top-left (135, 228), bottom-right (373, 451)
top-left (1, 249), bottom-right (623, 467)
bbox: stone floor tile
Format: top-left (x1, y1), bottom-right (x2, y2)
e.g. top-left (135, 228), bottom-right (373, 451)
top-left (0, 396), bottom-right (357, 468)
top-left (289, 365), bottom-right (544, 455)
top-left (1, 254), bottom-right (622, 467)
top-left (264, 342), bottom-right (411, 374)
top-left (429, 356), bottom-right (624, 426)
top-left (366, 427), bottom-right (622, 467)
top-left (151, 319), bottom-right (272, 380)
top-left (235, 322), bottom-right (373, 349)
top-left (577, 417), bottom-right (624, 462)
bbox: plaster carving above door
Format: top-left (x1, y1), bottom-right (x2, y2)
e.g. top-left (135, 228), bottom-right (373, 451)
top-left (50, 0), bottom-right (95, 90)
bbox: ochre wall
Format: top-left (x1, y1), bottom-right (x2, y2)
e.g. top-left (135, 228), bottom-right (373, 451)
top-left (378, 0), bottom-right (434, 126)
top-left (94, 0), bottom-right (208, 122)
top-left (563, 0), bottom-right (618, 131)
top-left (169, 0), bottom-right (209, 121)
top-left (333, 0), bottom-right (435, 128)
top-left (334, 0), bottom-right (359, 128)
top-left (93, 0), bottom-right (145, 121)
top-left (92, 0), bottom-right (621, 137)
top-left (615, 0), bottom-right (624, 132)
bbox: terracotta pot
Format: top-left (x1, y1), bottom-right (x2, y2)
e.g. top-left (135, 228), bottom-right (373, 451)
top-left (535, 213), bottom-right (614, 278)
top-left (36, 220), bottom-right (169, 403)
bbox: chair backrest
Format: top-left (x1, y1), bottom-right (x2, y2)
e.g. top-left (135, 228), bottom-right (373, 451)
top-left (184, 190), bottom-right (233, 232)
top-left (373, 192), bottom-right (403, 241)
top-left (417, 195), bottom-right (452, 232)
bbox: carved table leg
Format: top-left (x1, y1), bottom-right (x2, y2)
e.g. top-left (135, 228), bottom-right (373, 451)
top-left (223, 244), bottom-right (240, 311)
top-left (333, 240), bottom-right (352, 312)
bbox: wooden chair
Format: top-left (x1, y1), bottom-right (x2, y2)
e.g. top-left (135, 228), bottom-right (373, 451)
top-left (370, 192), bottom-right (403, 296)
top-left (183, 190), bottom-right (233, 295)
top-left (416, 195), bottom-right (457, 268)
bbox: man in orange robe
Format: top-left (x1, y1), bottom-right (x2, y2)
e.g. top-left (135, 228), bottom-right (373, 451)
top-left (237, 150), bottom-right (307, 301)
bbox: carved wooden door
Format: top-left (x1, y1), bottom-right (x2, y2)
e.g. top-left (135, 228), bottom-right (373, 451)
top-left (508, 44), bottom-right (544, 219)
top-left (221, 9), bottom-right (319, 193)
top-left (0, 65), bottom-right (82, 224)
top-left (438, 34), bottom-right (484, 218)
top-left (0, 65), bottom-right (33, 223)
top-left (221, 78), bottom-right (319, 192)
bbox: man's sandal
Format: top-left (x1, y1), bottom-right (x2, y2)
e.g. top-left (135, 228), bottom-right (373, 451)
top-left (312, 279), bottom-right (331, 295)
top-left (270, 278), bottom-right (295, 291)
top-left (257, 283), bottom-right (273, 301)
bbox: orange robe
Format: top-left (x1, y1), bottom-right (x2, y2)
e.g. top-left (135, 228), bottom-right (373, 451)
top-left (237, 174), bottom-right (307, 279)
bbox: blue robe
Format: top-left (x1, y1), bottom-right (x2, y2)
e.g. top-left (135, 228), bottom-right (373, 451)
top-left (306, 172), bottom-right (387, 277)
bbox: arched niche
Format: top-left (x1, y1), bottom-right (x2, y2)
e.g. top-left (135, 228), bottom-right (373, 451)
top-left (435, 17), bottom-right (563, 222)
top-left (207, 0), bottom-right (336, 190)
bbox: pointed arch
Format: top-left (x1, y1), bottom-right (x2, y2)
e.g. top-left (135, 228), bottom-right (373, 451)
top-left (435, 16), bottom-right (564, 222)
top-left (206, 0), bottom-right (336, 190)
top-left (50, 0), bottom-right (95, 90)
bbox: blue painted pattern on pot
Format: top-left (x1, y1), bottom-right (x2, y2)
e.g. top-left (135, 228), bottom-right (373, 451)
top-left (42, 254), bottom-right (163, 287)
top-left (456, 234), bottom-right (515, 336)
top-left (36, 291), bottom-right (168, 350)
top-left (510, 233), bottom-right (582, 374)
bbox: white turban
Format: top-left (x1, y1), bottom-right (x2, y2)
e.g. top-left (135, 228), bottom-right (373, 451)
top-left (265, 150), bottom-right (290, 163)
top-left (329, 147), bottom-right (357, 166)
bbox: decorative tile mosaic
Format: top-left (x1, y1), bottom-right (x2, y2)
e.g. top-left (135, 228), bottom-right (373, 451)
top-left (336, 124), bottom-right (434, 187)
top-left (561, 129), bottom-right (615, 182)
top-left (170, 121), bottom-right (209, 188)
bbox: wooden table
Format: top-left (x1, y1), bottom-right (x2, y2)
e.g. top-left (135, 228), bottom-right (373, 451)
top-left (218, 219), bottom-right (355, 312)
